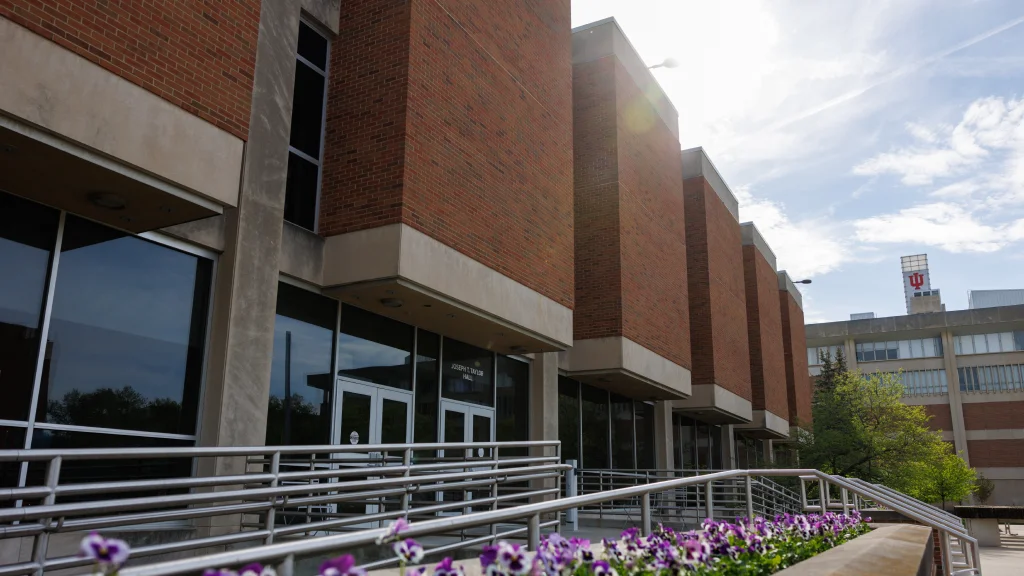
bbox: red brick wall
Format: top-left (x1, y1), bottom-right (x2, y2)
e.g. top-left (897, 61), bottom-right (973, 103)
top-left (922, 404), bottom-right (953, 432)
top-left (1, 1), bottom-right (259, 140)
top-left (573, 57), bottom-right (621, 341)
top-left (685, 179), bottom-right (751, 398)
top-left (967, 439), bottom-right (1024, 467)
top-left (742, 246), bottom-right (788, 419)
top-left (963, 401), bottom-right (1024, 430)
top-left (320, 0), bottom-right (574, 309)
top-left (615, 60), bottom-right (689, 369)
top-left (780, 291), bottom-right (812, 426)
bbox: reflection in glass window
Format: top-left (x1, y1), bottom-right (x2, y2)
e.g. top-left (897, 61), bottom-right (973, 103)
top-left (557, 377), bottom-right (580, 465)
top-left (0, 426), bottom-right (26, 488)
top-left (634, 402), bottom-right (655, 469)
top-left (673, 414), bottom-right (696, 470)
top-left (496, 356), bottom-right (529, 454)
top-left (284, 21), bottom-right (330, 231)
top-left (695, 423), bottom-right (710, 470)
top-left (610, 394), bottom-right (634, 469)
top-left (0, 192), bottom-right (59, 422)
top-left (441, 338), bottom-right (493, 406)
top-left (338, 305), bottom-right (413, 390)
top-left (266, 283), bottom-right (337, 446)
top-left (580, 384), bottom-right (609, 469)
top-left (42, 216), bottom-right (211, 436)
top-left (855, 338), bottom-right (942, 361)
top-left (958, 364), bottom-right (1024, 393)
top-left (414, 331), bottom-right (440, 444)
top-left (954, 332), bottom-right (1024, 355)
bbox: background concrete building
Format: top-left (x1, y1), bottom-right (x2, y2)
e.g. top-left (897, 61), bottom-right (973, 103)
top-left (0, 4), bottom-right (811, 491)
top-left (807, 304), bottom-right (1024, 504)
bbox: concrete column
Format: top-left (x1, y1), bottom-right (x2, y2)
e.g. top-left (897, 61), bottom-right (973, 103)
top-left (941, 330), bottom-right (970, 463)
top-left (529, 352), bottom-right (560, 503)
top-left (654, 401), bottom-right (675, 471)
top-left (721, 425), bottom-right (737, 469)
top-left (194, 0), bottom-right (302, 537)
top-left (763, 440), bottom-right (774, 464)
top-left (844, 338), bottom-right (858, 371)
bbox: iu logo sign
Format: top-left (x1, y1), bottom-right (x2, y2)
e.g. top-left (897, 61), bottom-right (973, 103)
top-left (908, 272), bottom-right (925, 290)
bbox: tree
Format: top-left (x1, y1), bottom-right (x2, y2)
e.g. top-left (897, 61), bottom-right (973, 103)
top-left (797, 368), bottom-right (975, 503)
top-left (903, 445), bottom-right (977, 507)
top-left (974, 474), bottom-right (996, 504)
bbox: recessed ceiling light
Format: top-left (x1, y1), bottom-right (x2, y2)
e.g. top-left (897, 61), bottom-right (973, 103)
top-left (159, 206), bottom-right (173, 213)
top-left (495, 332), bottom-right (505, 337)
top-left (380, 297), bottom-right (403, 308)
top-left (88, 192), bottom-right (127, 210)
top-left (446, 313), bottom-right (456, 318)
top-left (423, 304), bottom-right (432, 308)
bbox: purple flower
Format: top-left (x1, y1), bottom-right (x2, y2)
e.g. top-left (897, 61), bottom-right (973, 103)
top-left (238, 564), bottom-right (276, 576)
top-left (592, 561), bottom-right (617, 576)
top-left (432, 558), bottom-right (464, 576)
top-left (394, 539), bottom-right (425, 564)
top-left (202, 570), bottom-right (237, 576)
top-left (377, 517), bottom-right (411, 544)
top-left (319, 555), bottom-right (366, 576)
top-left (479, 544), bottom-right (499, 569)
top-left (496, 541), bottom-right (530, 576)
top-left (79, 533), bottom-right (130, 574)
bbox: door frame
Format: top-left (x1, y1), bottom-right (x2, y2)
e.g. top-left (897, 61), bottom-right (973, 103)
top-left (332, 376), bottom-right (414, 449)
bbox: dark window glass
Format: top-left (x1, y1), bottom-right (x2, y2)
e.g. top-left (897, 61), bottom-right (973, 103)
top-left (887, 348), bottom-right (899, 360)
top-left (0, 192), bottom-right (59, 422)
top-left (710, 425), bottom-right (723, 469)
top-left (634, 402), bottom-right (655, 469)
top-left (677, 416), bottom-right (696, 470)
top-left (496, 356), bottom-right (529, 454)
top-left (0, 426), bottom-right (26, 488)
top-left (557, 377), bottom-right (580, 464)
top-left (41, 216), bottom-right (211, 436)
top-left (695, 423), bottom-right (710, 470)
top-left (289, 63), bottom-right (326, 158)
top-left (1014, 331), bottom-right (1024, 352)
top-left (610, 394), bottom-right (634, 469)
top-left (29, 430), bottom-right (192, 502)
top-left (283, 152), bottom-right (319, 231)
top-left (736, 434), bottom-right (748, 469)
top-left (338, 305), bottom-right (413, 390)
top-left (580, 384), bottom-right (609, 469)
top-left (297, 22), bottom-right (328, 70)
top-left (414, 330), bottom-right (440, 444)
top-left (441, 338), bottom-right (493, 406)
top-left (266, 283), bottom-right (336, 446)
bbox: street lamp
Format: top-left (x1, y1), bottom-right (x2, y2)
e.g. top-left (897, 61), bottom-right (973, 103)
top-left (648, 57), bottom-right (679, 70)
top-left (795, 279), bottom-right (812, 285)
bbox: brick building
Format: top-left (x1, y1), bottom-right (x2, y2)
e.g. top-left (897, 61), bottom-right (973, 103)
top-left (0, 3), bottom-right (809, 490)
top-left (807, 305), bottom-right (1024, 504)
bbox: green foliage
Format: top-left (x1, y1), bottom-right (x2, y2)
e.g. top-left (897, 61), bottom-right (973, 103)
top-left (974, 474), bottom-right (996, 504)
top-left (798, 364), bottom-right (976, 505)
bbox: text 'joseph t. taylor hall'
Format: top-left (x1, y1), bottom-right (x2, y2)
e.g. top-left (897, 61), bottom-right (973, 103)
top-left (0, 2), bottom-right (812, 483)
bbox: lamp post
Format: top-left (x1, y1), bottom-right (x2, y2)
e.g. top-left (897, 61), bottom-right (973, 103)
top-left (795, 279), bottom-right (812, 285)
top-left (648, 57), bottom-right (679, 70)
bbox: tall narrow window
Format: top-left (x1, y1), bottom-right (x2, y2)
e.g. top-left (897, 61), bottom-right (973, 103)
top-left (580, 384), bottom-right (609, 469)
top-left (284, 21), bottom-right (330, 231)
top-left (558, 377), bottom-right (581, 465)
top-left (496, 356), bottom-right (529, 452)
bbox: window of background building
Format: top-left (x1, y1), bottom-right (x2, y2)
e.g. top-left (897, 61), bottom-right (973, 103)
top-left (855, 338), bottom-right (942, 362)
top-left (338, 305), bottom-right (413, 390)
top-left (496, 356), bottom-right (530, 454)
top-left (807, 345), bottom-right (842, 366)
top-left (441, 338), bottom-right (494, 406)
top-left (265, 283), bottom-right (337, 446)
top-left (866, 369), bottom-right (948, 396)
top-left (558, 377), bottom-right (581, 465)
top-left (954, 332), bottom-right (1024, 355)
top-left (284, 21), bottom-right (330, 231)
top-left (958, 364), bottom-right (1024, 393)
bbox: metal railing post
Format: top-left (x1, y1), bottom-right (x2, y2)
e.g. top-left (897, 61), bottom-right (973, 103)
top-left (745, 475), bottom-right (754, 520)
top-left (799, 476), bottom-right (808, 511)
top-left (705, 481), bottom-right (714, 521)
top-left (401, 447), bottom-right (412, 513)
top-left (490, 446), bottom-right (499, 539)
top-left (566, 460), bottom-right (578, 531)
top-left (841, 487), bottom-right (849, 515)
top-left (528, 513), bottom-right (540, 550)
top-left (939, 529), bottom-right (953, 576)
top-left (31, 455), bottom-right (62, 576)
top-left (641, 493), bottom-right (651, 535)
top-left (264, 451), bottom-right (281, 545)
top-left (818, 479), bottom-right (827, 510)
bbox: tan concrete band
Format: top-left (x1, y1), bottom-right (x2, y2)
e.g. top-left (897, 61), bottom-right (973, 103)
top-left (682, 146), bottom-right (739, 221)
top-left (672, 383), bottom-right (754, 422)
top-left (775, 524), bottom-right (932, 576)
top-left (735, 409), bottom-right (790, 438)
top-left (0, 16), bottom-right (243, 207)
top-left (563, 336), bottom-right (693, 398)
top-left (323, 223), bottom-right (573, 348)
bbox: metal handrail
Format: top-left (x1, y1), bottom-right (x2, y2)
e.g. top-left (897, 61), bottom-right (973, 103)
top-left (110, 468), bottom-right (981, 576)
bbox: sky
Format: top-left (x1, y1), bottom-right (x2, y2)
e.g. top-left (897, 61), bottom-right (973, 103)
top-left (571, 0), bottom-right (1024, 323)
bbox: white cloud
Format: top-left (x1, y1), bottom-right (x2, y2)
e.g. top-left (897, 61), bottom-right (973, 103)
top-left (853, 202), bottom-right (1024, 253)
top-left (734, 186), bottom-right (851, 279)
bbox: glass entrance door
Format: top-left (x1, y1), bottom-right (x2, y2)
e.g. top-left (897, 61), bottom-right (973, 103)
top-left (439, 399), bottom-right (494, 511)
top-left (332, 378), bottom-right (413, 524)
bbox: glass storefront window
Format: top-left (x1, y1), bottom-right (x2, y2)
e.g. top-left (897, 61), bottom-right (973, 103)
top-left (0, 192), bottom-right (59, 422)
top-left (414, 331), bottom-right (440, 444)
top-left (557, 377), bottom-right (580, 464)
top-left (677, 416), bottom-right (696, 470)
top-left (610, 394), bottom-right (634, 469)
top-left (580, 383), bottom-right (609, 469)
top-left (695, 423), bottom-right (711, 470)
top-left (496, 356), bottom-right (529, 453)
top-left (710, 425), bottom-right (723, 469)
top-left (42, 215), bottom-right (212, 436)
top-left (338, 305), bottom-right (413, 390)
top-left (441, 338), bottom-right (493, 406)
top-left (266, 283), bottom-right (337, 446)
top-left (634, 402), bottom-right (655, 470)
top-left (0, 426), bottom-right (26, 488)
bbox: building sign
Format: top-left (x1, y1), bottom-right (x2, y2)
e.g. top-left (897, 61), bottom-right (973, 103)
top-left (902, 268), bottom-right (931, 313)
top-left (449, 361), bottom-right (486, 382)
